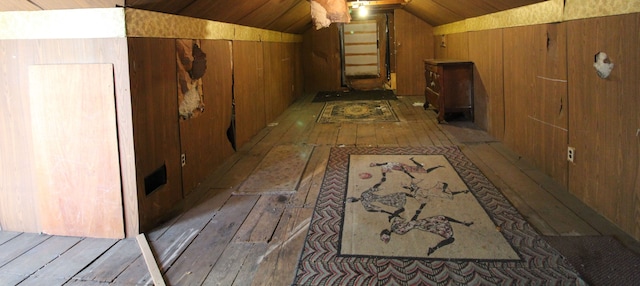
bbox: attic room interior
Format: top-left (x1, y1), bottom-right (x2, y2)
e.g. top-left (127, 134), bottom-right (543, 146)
top-left (1, 0), bottom-right (639, 285)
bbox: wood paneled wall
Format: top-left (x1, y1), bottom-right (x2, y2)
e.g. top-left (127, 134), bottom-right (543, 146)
top-left (434, 32), bottom-right (469, 60)
top-left (0, 38), bottom-right (137, 236)
top-left (394, 9), bottom-right (434, 96)
top-left (503, 23), bottom-right (568, 187)
top-left (567, 13), bottom-right (640, 239)
top-left (128, 38), bottom-right (183, 231)
top-left (302, 25), bottom-right (342, 92)
top-left (438, 13), bottom-right (640, 240)
top-left (234, 41), bottom-right (303, 149)
top-left (179, 40), bottom-right (234, 196)
top-left (468, 29), bottom-right (504, 139)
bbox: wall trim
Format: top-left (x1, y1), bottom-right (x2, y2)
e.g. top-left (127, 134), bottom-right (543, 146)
top-left (0, 8), bottom-right (126, 39)
top-left (0, 8), bottom-right (303, 43)
top-left (434, 0), bottom-right (640, 35)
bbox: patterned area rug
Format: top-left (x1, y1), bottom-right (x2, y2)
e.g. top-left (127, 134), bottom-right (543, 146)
top-left (317, 100), bottom-right (399, 124)
top-left (235, 144), bottom-right (314, 195)
top-left (294, 146), bottom-right (586, 285)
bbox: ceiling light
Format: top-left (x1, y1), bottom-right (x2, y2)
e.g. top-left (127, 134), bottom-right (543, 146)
top-left (358, 5), bottom-right (368, 17)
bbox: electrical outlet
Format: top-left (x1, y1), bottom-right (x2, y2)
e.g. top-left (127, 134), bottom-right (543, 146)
top-left (567, 147), bottom-right (575, 163)
top-left (181, 153), bottom-right (186, 167)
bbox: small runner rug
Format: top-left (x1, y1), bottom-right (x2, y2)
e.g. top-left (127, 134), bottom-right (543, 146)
top-left (317, 100), bottom-right (399, 124)
top-left (294, 146), bottom-right (585, 285)
top-left (235, 144), bottom-right (313, 195)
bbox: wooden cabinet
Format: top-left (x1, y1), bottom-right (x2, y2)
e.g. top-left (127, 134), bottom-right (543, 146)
top-left (423, 59), bottom-right (474, 123)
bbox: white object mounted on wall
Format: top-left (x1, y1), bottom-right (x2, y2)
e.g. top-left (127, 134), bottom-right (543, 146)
top-left (593, 52), bottom-right (614, 79)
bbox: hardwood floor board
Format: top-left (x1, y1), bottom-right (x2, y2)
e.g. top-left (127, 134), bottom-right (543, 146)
top-left (489, 142), bottom-right (539, 171)
top-left (251, 207), bottom-right (313, 286)
top-left (0, 233), bottom-right (49, 268)
top-left (0, 231), bottom-right (20, 245)
top-left (21, 238), bottom-right (117, 284)
top-left (394, 122), bottom-right (421, 147)
top-left (62, 280), bottom-right (111, 285)
top-left (73, 238), bottom-right (140, 283)
top-left (291, 145), bottom-right (331, 208)
top-left (202, 242), bottom-right (267, 286)
top-left (0, 272), bottom-right (27, 285)
top-left (375, 122), bottom-right (400, 147)
top-left (114, 190), bottom-right (231, 285)
top-left (314, 122), bottom-right (340, 146)
top-left (234, 194), bottom-right (290, 243)
top-left (336, 123), bottom-right (357, 146)
top-left (416, 121), bottom-right (439, 146)
top-left (460, 145), bottom-right (559, 235)
top-left (0, 236), bottom-right (81, 277)
top-left (465, 143), bottom-right (598, 236)
top-left (211, 142), bottom-right (275, 189)
top-left (356, 124), bottom-right (377, 147)
top-left (163, 195), bottom-right (258, 285)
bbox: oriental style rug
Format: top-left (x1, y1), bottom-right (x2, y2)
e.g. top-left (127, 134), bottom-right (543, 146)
top-left (317, 100), bottom-right (399, 124)
top-left (235, 144), bottom-right (314, 195)
top-left (293, 146), bottom-right (585, 285)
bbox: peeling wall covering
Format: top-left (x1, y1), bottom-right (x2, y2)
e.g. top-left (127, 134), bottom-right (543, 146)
top-left (0, 8), bottom-right (125, 39)
top-left (434, 0), bottom-right (640, 35)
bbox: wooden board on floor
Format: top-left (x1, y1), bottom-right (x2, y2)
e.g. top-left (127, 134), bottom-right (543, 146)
top-left (0, 233), bottom-right (50, 268)
top-left (235, 194), bottom-right (291, 242)
top-left (23, 238), bottom-right (117, 283)
top-left (73, 239), bottom-right (141, 282)
top-left (164, 195), bottom-right (259, 285)
top-left (0, 235), bottom-right (81, 278)
top-left (202, 242), bottom-right (268, 285)
top-left (251, 207), bottom-right (314, 285)
top-left (465, 143), bottom-right (598, 236)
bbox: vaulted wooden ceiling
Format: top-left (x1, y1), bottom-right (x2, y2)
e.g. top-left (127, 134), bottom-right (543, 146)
top-left (1, 0), bottom-right (546, 34)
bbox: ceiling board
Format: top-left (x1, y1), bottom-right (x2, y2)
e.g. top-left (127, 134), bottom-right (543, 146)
top-left (0, 0), bottom-right (548, 34)
top-left (30, 0), bottom-right (123, 9)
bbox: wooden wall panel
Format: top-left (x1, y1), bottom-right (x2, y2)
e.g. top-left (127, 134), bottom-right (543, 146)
top-left (468, 29), bottom-right (504, 140)
top-left (302, 24), bottom-right (342, 93)
top-left (179, 40), bottom-right (234, 195)
top-left (394, 9), bottom-right (434, 96)
top-left (234, 41), bottom-right (265, 149)
top-left (29, 64), bottom-right (124, 238)
top-left (264, 42), bottom-right (286, 123)
top-left (503, 23), bottom-right (568, 187)
top-left (435, 32), bottom-right (469, 60)
top-left (128, 37), bottom-right (183, 232)
top-left (567, 14), bottom-right (640, 240)
top-left (0, 38), bottom-right (136, 236)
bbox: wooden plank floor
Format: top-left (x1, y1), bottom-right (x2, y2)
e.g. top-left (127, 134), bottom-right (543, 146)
top-left (1, 93), bottom-right (639, 285)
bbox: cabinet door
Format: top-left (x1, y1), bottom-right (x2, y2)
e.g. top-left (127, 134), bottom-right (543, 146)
top-left (29, 64), bottom-right (125, 239)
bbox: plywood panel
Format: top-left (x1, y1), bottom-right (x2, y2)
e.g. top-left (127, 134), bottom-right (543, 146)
top-left (0, 38), bottom-right (136, 236)
top-left (468, 29), bottom-right (504, 140)
top-left (302, 24), bottom-right (342, 93)
top-left (394, 9), bottom-right (434, 96)
top-left (29, 64), bottom-right (124, 238)
top-left (180, 40), bottom-right (234, 195)
top-left (503, 23), bottom-right (568, 187)
top-left (567, 14), bottom-right (640, 240)
top-left (234, 41), bottom-right (265, 149)
top-left (128, 37), bottom-right (183, 232)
